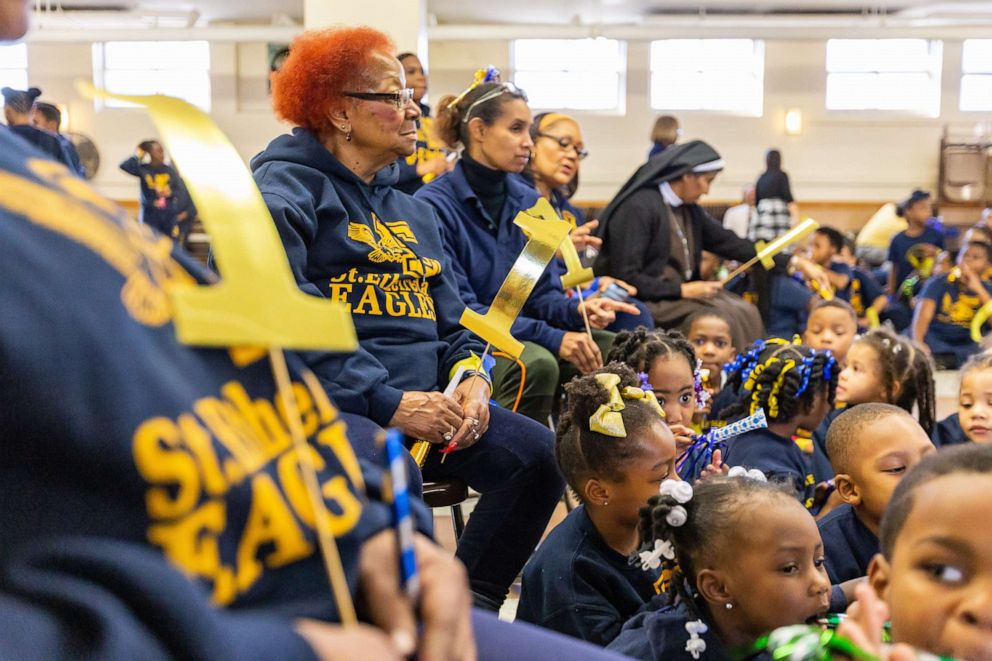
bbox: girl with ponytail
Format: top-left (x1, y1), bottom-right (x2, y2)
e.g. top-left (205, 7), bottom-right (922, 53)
top-left (608, 474), bottom-right (831, 659)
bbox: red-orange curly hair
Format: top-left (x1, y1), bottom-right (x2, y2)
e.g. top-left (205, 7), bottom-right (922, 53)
top-left (271, 26), bottom-right (396, 133)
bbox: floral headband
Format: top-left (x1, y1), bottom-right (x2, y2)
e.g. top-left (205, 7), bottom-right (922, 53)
top-left (589, 373), bottom-right (665, 437)
top-left (448, 65), bottom-right (501, 109)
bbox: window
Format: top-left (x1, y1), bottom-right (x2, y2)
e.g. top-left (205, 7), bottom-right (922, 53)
top-left (650, 39), bottom-right (764, 116)
top-left (92, 41), bottom-right (211, 110)
top-left (961, 39), bottom-right (992, 111)
top-left (825, 39), bottom-right (942, 116)
top-left (0, 43), bottom-right (28, 98)
top-left (512, 38), bottom-right (625, 112)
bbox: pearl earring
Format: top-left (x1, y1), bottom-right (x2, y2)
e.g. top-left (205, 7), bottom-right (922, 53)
top-left (725, 602), bottom-right (733, 610)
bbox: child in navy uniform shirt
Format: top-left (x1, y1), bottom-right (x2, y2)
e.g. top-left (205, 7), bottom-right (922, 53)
top-left (803, 299), bottom-right (857, 367)
top-left (839, 445), bottom-right (992, 661)
top-left (683, 309), bottom-right (738, 432)
top-left (517, 363), bottom-right (676, 645)
top-left (817, 405), bottom-right (934, 594)
top-left (806, 226), bottom-right (854, 295)
top-left (608, 474), bottom-right (831, 660)
top-left (913, 241), bottom-right (992, 368)
top-left (934, 350), bottom-right (992, 447)
top-left (884, 189), bottom-right (943, 331)
top-left (722, 338), bottom-right (837, 508)
top-left (813, 329), bottom-right (936, 487)
top-left (839, 236), bottom-right (887, 330)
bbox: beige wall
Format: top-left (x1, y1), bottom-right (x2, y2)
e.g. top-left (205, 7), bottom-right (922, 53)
top-left (430, 38), bottom-right (984, 207)
top-left (22, 36), bottom-right (988, 211)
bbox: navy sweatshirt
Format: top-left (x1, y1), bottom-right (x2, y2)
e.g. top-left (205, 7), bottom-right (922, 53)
top-left (252, 128), bottom-right (484, 426)
top-left (416, 161), bottom-right (584, 354)
top-left (119, 156), bottom-right (191, 237)
top-left (0, 128), bottom-right (424, 655)
top-left (607, 600), bottom-right (726, 660)
top-left (932, 412), bottom-right (968, 447)
top-left (1, 539), bottom-right (315, 660)
top-left (724, 428), bottom-right (816, 508)
top-left (517, 505), bottom-right (660, 646)
top-left (817, 504), bottom-right (879, 585)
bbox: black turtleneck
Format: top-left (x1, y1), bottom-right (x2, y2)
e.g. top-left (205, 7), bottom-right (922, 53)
top-left (461, 151), bottom-right (507, 227)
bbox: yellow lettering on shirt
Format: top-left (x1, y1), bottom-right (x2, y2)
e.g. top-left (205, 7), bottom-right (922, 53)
top-left (133, 417), bottom-right (202, 519)
top-left (235, 473), bottom-right (314, 592)
top-left (132, 374), bottom-right (365, 606)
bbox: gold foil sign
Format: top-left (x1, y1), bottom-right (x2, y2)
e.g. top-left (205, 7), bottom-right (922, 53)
top-left (459, 206), bottom-right (571, 358)
top-left (78, 82), bottom-right (356, 352)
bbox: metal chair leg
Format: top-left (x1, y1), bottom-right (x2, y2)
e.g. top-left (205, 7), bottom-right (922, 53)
top-left (451, 503), bottom-right (466, 540)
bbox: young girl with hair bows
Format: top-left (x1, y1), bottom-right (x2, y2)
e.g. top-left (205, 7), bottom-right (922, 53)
top-left (517, 363), bottom-right (675, 646)
top-left (607, 474), bottom-right (831, 659)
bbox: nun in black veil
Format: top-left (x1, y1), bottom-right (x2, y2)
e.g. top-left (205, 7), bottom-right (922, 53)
top-left (594, 140), bottom-right (783, 348)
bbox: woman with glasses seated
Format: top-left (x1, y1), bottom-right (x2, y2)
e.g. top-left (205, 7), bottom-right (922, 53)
top-left (522, 112), bottom-right (654, 333)
top-left (415, 76), bottom-right (640, 425)
top-left (251, 26), bottom-right (563, 613)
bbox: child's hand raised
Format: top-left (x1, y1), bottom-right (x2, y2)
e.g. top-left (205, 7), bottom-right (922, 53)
top-left (837, 583), bottom-right (917, 661)
top-left (698, 449), bottom-right (728, 481)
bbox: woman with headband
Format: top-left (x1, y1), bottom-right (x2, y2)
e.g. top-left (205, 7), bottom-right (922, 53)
top-left (416, 73), bottom-right (640, 425)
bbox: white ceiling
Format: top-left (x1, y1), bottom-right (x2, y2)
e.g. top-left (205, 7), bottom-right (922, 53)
top-left (38, 0), bottom-right (992, 25)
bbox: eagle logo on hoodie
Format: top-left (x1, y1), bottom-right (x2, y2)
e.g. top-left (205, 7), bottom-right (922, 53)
top-left (347, 213), bottom-right (440, 278)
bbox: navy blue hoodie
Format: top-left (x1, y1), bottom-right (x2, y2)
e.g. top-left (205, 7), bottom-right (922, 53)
top-left (517, 505), bottom-right (660, 645)
top-left (0, 128), bottom-right (421, 656)
top-left (252, 128), bottom-right (484, 426)
top-left (416, 161), bottom-right (584, 354)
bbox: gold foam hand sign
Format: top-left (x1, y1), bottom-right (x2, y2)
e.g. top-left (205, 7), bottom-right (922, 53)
top-left (459, 201), bottom-right (572, 358)
top-left (78, 83), bottom-right (356, 352)
top-left (523, 197), bottom-right (594, 290)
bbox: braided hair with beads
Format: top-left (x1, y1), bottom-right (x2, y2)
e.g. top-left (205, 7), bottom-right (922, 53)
top-left (635, 475), bottom-right (796, 615)
top-left (722, 337), bottom-right (838, 424)
top-left (556, 362), bottom-right (669, 502)
top-left (607, 326), bottom-right (698, 386)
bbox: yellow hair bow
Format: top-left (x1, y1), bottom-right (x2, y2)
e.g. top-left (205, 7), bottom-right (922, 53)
top-left (589, 373), bottom-right (665, 437)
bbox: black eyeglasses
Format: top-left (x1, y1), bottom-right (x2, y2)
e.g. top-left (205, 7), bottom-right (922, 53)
top-left (537, 133), bottom-right (589, 160)
top-left (343, 88), bottom-right (415, 110)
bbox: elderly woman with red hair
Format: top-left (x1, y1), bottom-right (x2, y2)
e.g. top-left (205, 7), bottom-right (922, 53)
top-left (252, 26), bottom-right (564, 614)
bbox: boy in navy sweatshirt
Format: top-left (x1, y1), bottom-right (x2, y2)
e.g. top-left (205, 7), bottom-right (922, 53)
top-left (818, 404), bottom-right (935, 588)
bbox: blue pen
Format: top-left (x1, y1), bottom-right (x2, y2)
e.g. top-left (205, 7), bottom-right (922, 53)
top-left (384, 428), bottom-right (420, 601)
